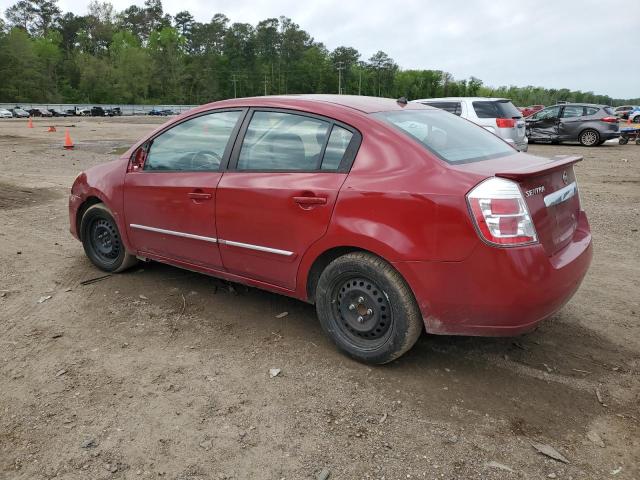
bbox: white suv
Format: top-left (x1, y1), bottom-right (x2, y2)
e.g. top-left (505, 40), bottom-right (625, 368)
top-left (411, 97), bottom-right (528, 151)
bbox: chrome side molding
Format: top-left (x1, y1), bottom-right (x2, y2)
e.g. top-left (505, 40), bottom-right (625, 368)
top-left (544, 182), bottom-right (577, 208)
top-left (218, 239), bottom-right (294, 257)
top-left (130, 224), bottom-right (218, 243)
top-left (130, 224), bottom-right (294, 256)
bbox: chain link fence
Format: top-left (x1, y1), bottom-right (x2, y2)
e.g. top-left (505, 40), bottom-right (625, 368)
top-left (0, 103), bottom-right (198, 116)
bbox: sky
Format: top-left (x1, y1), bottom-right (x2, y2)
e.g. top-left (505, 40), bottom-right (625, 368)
top-left (1, 0), bottom-right (636, 99)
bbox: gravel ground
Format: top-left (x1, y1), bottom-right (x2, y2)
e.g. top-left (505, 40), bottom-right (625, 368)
top-left (0, 116), bottom-right (638, 480)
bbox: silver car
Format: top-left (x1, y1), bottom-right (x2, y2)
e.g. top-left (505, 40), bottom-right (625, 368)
top-left (525, 103), bottom-right (620, 146)
top-left (411, 97), bottom-right (528, 151)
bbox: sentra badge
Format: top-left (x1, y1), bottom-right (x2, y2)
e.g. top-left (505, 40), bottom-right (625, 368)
top-left (525, 186), bottom-right (545, 197)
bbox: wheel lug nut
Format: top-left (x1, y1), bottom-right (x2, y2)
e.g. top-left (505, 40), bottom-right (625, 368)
top-left (367, 308), bottom-right (373, 316)
top-left (358, 296), bottom-right (365, 303)
top-left (348, 304), bottom-right (356, 311)
top-left (357, 316), bottom-right (364, 323)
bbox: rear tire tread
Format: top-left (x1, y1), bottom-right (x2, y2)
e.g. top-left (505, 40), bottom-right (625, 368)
top-left (315, 252), bottom-right (423, 364)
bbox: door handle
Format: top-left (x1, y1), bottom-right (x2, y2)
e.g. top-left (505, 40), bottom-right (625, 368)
top-left (188, 192), bottom-right (212, 200)
top-left (293, 196), bottom-right (327, 206)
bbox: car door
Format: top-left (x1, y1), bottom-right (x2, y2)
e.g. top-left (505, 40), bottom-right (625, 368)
top-left (526, 105), bottom-right (561, 140)
top-left (215, 109), bottom-right (360, 290)
top-left (558, 105), bottom-right (585, 140)
top-left (123, 109), bottom-right (245, 268)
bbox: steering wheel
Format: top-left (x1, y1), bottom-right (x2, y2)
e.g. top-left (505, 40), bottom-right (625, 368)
top-left (190, 150), bottom-right (222, 170)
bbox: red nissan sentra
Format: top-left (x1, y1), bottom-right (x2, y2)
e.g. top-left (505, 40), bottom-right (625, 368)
top-left (69, 95), bottom-right (592, 364)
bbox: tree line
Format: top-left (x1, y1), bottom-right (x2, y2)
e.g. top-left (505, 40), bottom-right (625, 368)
top-left (0, 0), bottom-right (636, 107)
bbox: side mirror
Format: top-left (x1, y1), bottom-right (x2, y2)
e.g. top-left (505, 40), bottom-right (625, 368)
top-left (128, 145), bottom-right (148, 172)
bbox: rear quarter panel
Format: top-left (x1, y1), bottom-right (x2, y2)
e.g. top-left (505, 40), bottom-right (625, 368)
top-left (295, 117), bottom-right (484, 299)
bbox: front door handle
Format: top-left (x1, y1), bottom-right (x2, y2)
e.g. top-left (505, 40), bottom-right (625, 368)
top-left (188, 192), bottom-right (212, 200)
top-left (293, 196), bottom-right (327, 206)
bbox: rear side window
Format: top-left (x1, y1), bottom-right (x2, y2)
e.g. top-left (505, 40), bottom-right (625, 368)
top-left (561, 106), bottom-right (584, 118)
top-left (237, 111), bottom-right (330, 171)
top-left (322, 125), bottom-right (353, 170)
top-left (472, 100), bottom-right (521, 119)
top-left (422, 102), bottom-right (462, 116)
top-left (374, 109), bottom-right (515, 164)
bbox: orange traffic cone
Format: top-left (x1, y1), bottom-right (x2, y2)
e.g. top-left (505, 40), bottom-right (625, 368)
top-left (63, 129), bottom-right (74, 150)
top-left (27, 117), bottom-right (33, 128)
top-left (627, 116), bottom-right (632, 125)
top-left (47, 125), bottom-right (56, 132)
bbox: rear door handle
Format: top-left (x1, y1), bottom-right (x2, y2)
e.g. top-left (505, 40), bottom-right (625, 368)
top-left (293, 196), bottom-right (327, 206)
top-left (188, 192), bottom-right (212, 200)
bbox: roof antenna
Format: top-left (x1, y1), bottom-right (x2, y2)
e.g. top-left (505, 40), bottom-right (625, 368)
top-left (397, 96), bottom-right (408, 106)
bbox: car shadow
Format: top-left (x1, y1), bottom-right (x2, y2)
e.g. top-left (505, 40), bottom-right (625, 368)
top-left (68, 258), bottom-right (638, 440)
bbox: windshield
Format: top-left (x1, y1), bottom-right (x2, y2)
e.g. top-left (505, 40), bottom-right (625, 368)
top-left (374, 109), bottom-right (515, 164)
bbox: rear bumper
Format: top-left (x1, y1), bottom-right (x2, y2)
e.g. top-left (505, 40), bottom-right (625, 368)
top-left (600, 131), bottom-right (620, 140)
top-left (394, 211), bottom-right (592, 336)
top-left (515, 138), bottom-right (528, 152)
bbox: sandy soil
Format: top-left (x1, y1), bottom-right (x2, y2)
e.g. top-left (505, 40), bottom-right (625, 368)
top-left (0, 116), bottom-right (638, 480)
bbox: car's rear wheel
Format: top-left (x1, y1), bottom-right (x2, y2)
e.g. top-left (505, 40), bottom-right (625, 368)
top-left (315, 252), bottom-right (423, 364)
top-left (619, 137), bottom-right (629, 145)
top-left (634, 116), bottom-right (640, 124)
top-left (579, 129), bottom-right (600, 147)
top-left (81, 204), bottom-right (137, 272)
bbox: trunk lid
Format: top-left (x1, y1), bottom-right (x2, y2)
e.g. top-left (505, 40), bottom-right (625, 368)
top-left (495, 155), bottom-right (582, 255)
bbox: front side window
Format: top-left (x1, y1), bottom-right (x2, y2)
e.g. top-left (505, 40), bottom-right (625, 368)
top-left (374, 109), bottom-right (515, 164)
top-left (237, 111), bottom-right (331, 171)
top-left (561, 106), bottom-right (584, 118)
top-left (423, 102), bottom-right (462, 116)
top-left (144, 110), bottom-right (242, 171)
top-left (532, 106), bottom-right (561, 120)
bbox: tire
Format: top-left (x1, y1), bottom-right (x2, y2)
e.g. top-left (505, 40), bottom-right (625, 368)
top-left (80, 203), bottom-right (137, 273)
top-left (619, 137), bottom-right (628, 145)
top-left (633, 116), bottom-right (640, 124)
top-left (315, 252), bottom-right (423, 364)
top-left (579, 129), bottom-right (600, 147)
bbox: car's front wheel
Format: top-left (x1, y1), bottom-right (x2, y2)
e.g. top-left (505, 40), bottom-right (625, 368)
top-left (579, 129), bottom-right (600, 146)
top-left (315, 252), bottom-right (423, 364)
top-left (81, 204), bottom-right (137, 272)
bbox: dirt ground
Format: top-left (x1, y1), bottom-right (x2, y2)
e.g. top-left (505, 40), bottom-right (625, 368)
top-left (0, 116), bottom-right (638, 480)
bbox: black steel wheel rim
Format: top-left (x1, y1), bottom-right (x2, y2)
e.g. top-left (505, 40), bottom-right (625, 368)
top-left (330, 274), bottom-right (393, 350)
top-left (89, 217), bottom-right (121, 264)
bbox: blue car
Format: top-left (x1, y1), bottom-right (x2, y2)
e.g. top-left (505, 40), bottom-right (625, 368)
top-left (614, 105), bottom-right (640, 119)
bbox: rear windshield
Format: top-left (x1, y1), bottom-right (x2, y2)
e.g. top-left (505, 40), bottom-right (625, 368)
top-left (472, 100), bottom-right (521, 119)
top-left (603, 107), bottom-right (614, 115)
top-left (374, 109), bottom-right (515, 164)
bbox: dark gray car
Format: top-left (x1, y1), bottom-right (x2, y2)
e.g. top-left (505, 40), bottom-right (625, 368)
top-left (526, 103), bottom-right (619, 146)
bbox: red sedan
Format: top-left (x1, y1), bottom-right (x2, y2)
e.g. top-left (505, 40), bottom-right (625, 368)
top-left (69, 95), bottom-right (592, 364)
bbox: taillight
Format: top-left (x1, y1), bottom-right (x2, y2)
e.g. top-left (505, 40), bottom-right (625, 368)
top-left (496, 118), bottom-right (516, 128)
top-left (466, 177), bottom-right (537, 246)
top-left (600, 116), bottom-right (617, 123)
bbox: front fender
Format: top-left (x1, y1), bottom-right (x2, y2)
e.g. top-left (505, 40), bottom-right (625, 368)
top-left (69, 158), bottom-right (133, 252)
